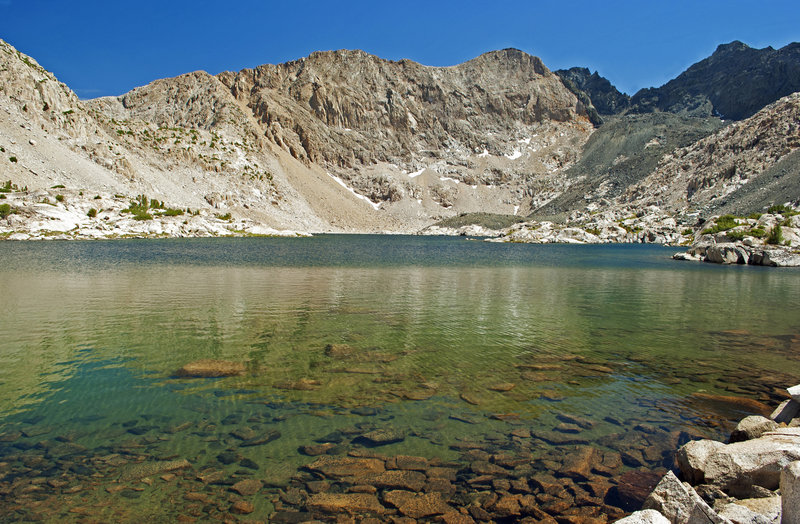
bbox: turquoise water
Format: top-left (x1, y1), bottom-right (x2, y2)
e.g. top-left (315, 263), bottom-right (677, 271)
top-left (0, 236), bottom-right (798, 521)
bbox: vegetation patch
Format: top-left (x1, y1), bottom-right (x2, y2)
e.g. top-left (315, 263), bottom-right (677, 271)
top-left (767, 204), bottom-right (799, 216)
top-left (0, 203), bottom-right (14, 219)
top-left (767, 224), bottom-right (784, 245)
top-left (701, 214), bottom-right (739, 235)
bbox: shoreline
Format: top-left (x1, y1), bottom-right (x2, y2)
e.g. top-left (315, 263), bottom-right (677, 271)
top-left (619, 387), bottom-right (800, 523)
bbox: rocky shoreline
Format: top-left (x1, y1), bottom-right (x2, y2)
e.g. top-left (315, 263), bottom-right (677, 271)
top-left (0, 187), bottom-right (309, 240)
top-left (619, 386), bottom-right (800, 523)
top-left (3, 184), bottom-right (800, 268)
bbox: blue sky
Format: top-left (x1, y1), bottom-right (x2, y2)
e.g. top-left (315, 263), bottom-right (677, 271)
top-left (1, 1), bottom-right (799, 99)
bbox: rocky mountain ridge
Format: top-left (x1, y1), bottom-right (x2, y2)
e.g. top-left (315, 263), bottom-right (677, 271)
top-left (1, 38), bottom-right (799, 249)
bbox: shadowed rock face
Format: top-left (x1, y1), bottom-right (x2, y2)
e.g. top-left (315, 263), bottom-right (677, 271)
top-left (216, 48), bottom-right (592, 169)
top-left (556, 67), bottom-right (631, 116)
top-left (629, 41), bottom-right (800, 121)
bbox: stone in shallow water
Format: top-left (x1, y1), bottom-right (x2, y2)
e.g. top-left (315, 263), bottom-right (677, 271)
top-left (0, 431), bottom-right (22, 442)
top-left (174, 359), bottom-right (245, 378)
top-left (305, 456), bottom-right (385, 478)
top-left (118, 459), bottom-right (191, 481)
top-left (231, 500), bottom-right (254, 514)
top-left (300, 443), bottom-right (338, 456)
top-left (403, 389), bottom-right (436, 400)
top-left (306, 493), bottom-right (386, 515)
top-left (230, 427), bottom-right (258, 441)
top-left (239, 429), bottom-right (281, 447)
top-left (555, 423), bottom-right (582, 434)
top-left (231, 478), bottom-right (262, 496)
top-left (353, 428), bottom-right (404, 447)
top-left (459, 392), bottom-right (481, 405)
top-left (388, 455), bottom-right (429, 471)
top-left (383, 490), bottom-right (452, 519)
top-left (556, 413), bottom-right (595, 429)
top-left (239, 458), bottom-right (259, 470)
top-left (488, 383), bottom-right (516, 392)
top-left (216, 451), bottom-right (238, 465)
top-left (358, 470), bottom-right (427, 491)
top-left (689, 393), bottom-right (772, 417)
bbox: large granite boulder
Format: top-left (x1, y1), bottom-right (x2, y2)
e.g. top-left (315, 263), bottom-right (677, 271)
top-left (677, 429), bottom-right (800, 497)
top-left (729, 416), bottom-right (779, 443)
top-left (614, 509), bottom-right (671, 523)
top-left (782, 461), bottom-right (800, 524)
top-left (677, 440), bottom-right (726, 485)
top-left (642, 471), bottom-right (729, 524)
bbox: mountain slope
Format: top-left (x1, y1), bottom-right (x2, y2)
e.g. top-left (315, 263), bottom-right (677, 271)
top-left (622, 92), bottom-right (800, 215)
top-left (630, 41), bottom-right (800, 120)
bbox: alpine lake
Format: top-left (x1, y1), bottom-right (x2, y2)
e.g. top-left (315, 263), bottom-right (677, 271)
top-left (0, 235), bottom-right (798, 522)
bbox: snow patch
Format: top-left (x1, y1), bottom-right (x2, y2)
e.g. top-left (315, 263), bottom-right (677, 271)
top-left (408, 168), bottom-right (425, 178)
top-left (477, 148), bottom-right (490, 158)
top-left (327, 172), bottom-right (381, 210)
top-left (517, 137), bottom-right (531, 145)
top-left (505, 149), bottom-right (522, 160)
top-left (513, 205), bottom-right (519, 215)
top-left (440, 177), bottom-right (460, 184)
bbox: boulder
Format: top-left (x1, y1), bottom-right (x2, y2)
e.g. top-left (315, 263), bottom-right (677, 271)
top-left (642, 471), bottom-right (729, 523)
top-left (782, 461), bottom-right (800, 524)
top-left (788, 384), bottom-right (800, 403)
top-left (750, 249), bottom-right (800, 267)
top-left (701, 429), bottom-right (800, 497)
top-left (770, 399), bottom-right (800, 424)
top-left (716, 496), bottom-right (780, 524)
top-left (705, 243), bottom-right (747, 264)
top-left (677, 440), bottom-right (726, 485)
top-left (174, 359), bottom-right (245, 377)
top-left (614, 510), bottom-right (671, 524)
top-left (729, 416), bottom-right (779, 443)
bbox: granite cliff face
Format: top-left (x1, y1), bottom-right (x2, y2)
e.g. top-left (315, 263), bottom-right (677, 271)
top-left (216, 48), bottom-right (594, 205)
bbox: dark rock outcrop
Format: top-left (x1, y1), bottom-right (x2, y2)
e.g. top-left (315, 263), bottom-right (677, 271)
top-left (630, 41), bottom-right (800, 121)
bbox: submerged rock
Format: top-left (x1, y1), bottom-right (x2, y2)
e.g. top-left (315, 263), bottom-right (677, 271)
top-left (305, 456), bottom-right (385, 478)
top-left (174, 359), bottom-right (245, 378)
top-left (119, 459), bottom-right (191, 481)
top-left (383, 490), bottom-right (452, 519)
top-left (306, 493), bottom-right (386, 515)
top-left (354, 429), bottom-right (405, 447)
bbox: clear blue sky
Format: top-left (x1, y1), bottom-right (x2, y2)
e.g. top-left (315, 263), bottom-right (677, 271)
top-left (1, 0), bottom-right (799, 99)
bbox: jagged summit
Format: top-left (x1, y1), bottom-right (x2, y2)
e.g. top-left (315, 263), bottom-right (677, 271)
top-left (629, 40), bottom-right (800, 120)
